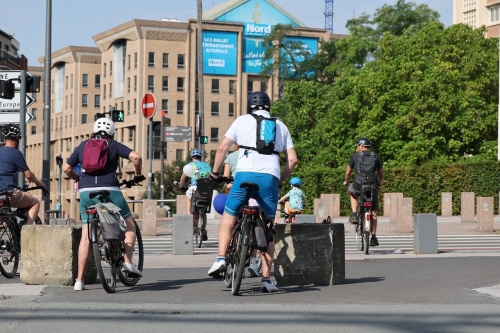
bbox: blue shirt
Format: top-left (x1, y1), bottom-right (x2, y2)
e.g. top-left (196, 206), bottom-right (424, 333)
top-left (0, 147), bottom-right (29, 192)
top-left (67, 139), bottom-right (132, 189)
top-left (285, 188), bottom-right (306, 210)
top-left (189, 161), bottom-right (211, 186)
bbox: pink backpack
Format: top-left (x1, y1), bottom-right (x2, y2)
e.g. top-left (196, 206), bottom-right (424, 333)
top-left (82, 138), bottom-right (109, 175)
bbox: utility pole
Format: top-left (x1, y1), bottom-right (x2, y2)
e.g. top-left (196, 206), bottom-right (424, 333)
top-left (17, 70), bottom-right (27, 188)
top-left (42, 0), bottom-right (52, 212)
top-left (197, 0), bottom-right (205, 160)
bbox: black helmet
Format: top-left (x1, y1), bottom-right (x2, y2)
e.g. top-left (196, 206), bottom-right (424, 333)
top-left (355, 137), bottom-right (371, 147)
top-left (247, 91), bottom-right (270, 113)
top-left (1, 123), bottom-right (21, 140)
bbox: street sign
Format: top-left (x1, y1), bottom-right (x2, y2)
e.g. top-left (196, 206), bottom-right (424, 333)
top-left (0, 111), bottom-right (34, 124)
top-left (165, 126), bottom-right (192, 142)
top-left (0, 70), bottom-right (31, 90)
top-left (0, 93), bottom-right (34, 111)
top-left (141, 92), bottom-right (156, 118)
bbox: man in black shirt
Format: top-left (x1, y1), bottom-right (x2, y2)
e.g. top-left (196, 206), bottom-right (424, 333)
top-left (343, 137), bottom-right (384, 246)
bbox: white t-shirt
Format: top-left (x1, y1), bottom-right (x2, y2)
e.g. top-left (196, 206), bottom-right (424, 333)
top-left (224, 110), bottom-right (294, 179)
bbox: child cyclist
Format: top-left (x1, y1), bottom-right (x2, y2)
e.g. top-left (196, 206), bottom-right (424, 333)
top-left (278, 177), bottom-right (307, 223)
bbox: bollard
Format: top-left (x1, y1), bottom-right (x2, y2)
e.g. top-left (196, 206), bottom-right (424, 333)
top-left (320, 194), bottom-right (340, 217)
top-left (172, 214), bottom-right (193, 255)
top-left (460, 192), bottom-right (475, 223)
top-left (176, 195), bottom-right (188, 215)
top-left (477, 197), bottom-right (494, 232)
top-left (413, 214), bottom-right (437, 254)
top-left (389, 193), bottom-right (403, 223)
top-left (396, 197), bottom-right (413, 233)
top-left (142, 200), bottom-right (157, 236)
top-left (441, 192), bottom-right (452, 217)
top-left (314, 198), bottom-right (332, 223)
top-left (383, 193), bottom-right (391, 217)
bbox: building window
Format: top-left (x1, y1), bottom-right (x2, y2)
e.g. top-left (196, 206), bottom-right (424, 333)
top-left (177, 77), bottom-right (184, 92)
top-left (148, 52), bottom-right (155, 67)
top-left (70, 94), bottom-right (73, 108)
top-left (177, 100), bottom-right (184, 114)
top-left (134, 76), bottom-right (137, 91)
top-left (32, 108), bottom-right (37, 119)
top-left (162, 99), bottom-right (168, 113)
top-left (103, 85), bottom-right (106, 99)
top-left (127, 100), bottom-right (130, 114)
top-left (109, 83), bottom-right (112, 98)
top-left (82, 94), bottom-right (88, 107)
top-left (82, 74), bottom-right (88, 87)
top-left (195, 78), bottom-right (199, 92)
top-left (212, 79), bottom-right (220, 93)
top-left (128, 127), bottom-right (135, 142)
top-left (177, 54), bottom-right (185, 69)
top-left (229, 102), bottom-right (234, 117)
top-left (195, 101), bottom-right (199, 114)
top-left (162, 76), bottom-right (169, 91)
top-left (109, 61), bottom-right (113, 75)
top-left (65, 116), bottom-right (67, 128)
top-left (211, 102), bottom-right (219, 116)
top-left (82, 114), bottom-right (88, 124)
top-left (95, 95), bottom-right (100, 108)
top-left (66, 138), bottom-right (71, 151)
top-left (176, 149), bottom-right (183, 161)
top-left (247, 80), bottom-right (253, 95)
top-left (65, 76), bottom-right (68, 89)
top-left (148, 75), bottom-right (154, 92)
top-left (31, 126), bottom-right (36, 135)
top-left (103, 63), bottom-right (106, 77)
top-left (260, 81), bottom-right (267, 92)
top-left (95, 74), bottom-right (100, 88)
top-left (210, 150), bottom-right (217, 162)
top-left (211, 127), bottom-right (219, 143)
top-left (127, 54), bottom-right (131, 70)
top-left (229, 80), bottom-right (236, 94)
top-left (134, 98), bottom-right (137, 113)
top-left (163, 53), bottom-right (169, 68)
top-left (127, 77), bottom-right (130, 93)
top-left (71, 74), bottom-right (73, 88)
top-left (491, 5), bottom-right (500, 23)
top-left (65, 96), bottom-right (68, 109)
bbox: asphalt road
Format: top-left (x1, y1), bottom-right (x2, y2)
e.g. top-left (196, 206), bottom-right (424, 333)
top-left (1, 256), bottom-right (500, 332)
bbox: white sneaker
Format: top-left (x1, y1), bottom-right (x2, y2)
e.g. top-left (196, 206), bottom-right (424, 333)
top-left (261, 279), bottom-right (278, 293)
top-left (74, 280), bottom-right (85, 291)
top-left (208, 259), bottom-right (226, 276)
top-left (122, 262), bottom-right (143, 277)
top-left (247, 262), bottom-right (259, 277)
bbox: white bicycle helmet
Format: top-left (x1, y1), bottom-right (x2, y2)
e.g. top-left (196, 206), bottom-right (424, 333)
top-left (93, 117), bottom-right (115, 136)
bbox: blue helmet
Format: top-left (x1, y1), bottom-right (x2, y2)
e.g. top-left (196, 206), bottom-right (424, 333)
top-left (190, 149), bottom-right (202, 158)
top-left (290, 177), bottom-right (302, 186)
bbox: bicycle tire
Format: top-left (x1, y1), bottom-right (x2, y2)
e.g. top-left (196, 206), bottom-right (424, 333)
top-left (232, 221), bottom-right (250, 296)
top-left (355, 224), bottom-right (363, 251)
top-left (193, 212), bottom-right (202, 248)
top-left (117, 221), bottom-right (144, 286)
top-left (92, 238), bottom-right (117, 293)
top-left (35, 216), bottom-right (42, 225)
top-left (0, 220), bottom-right (20, 278)
top-left (224, 228), bottom-right (240, 288)
top-left (363, 231), bottom-right (370, 255)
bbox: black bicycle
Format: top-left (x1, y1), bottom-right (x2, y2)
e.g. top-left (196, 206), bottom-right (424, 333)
top-left (86, 176), bottom-right (145, 293)
top-left (354, 180), bottom-right (376, 255)
top-left (0, 185), bottom-right (46, 278)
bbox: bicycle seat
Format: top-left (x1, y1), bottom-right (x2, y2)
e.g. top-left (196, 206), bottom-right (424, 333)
top-left (240, 182), bottom-right (259, 191)
top-left (89, 190), bottom-right (110, 199)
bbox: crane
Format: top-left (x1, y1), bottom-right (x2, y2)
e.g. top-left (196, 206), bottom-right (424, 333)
top-left (325, 0), bottom-right (334, 33)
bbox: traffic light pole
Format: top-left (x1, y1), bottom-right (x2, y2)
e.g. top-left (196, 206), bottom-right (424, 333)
top-left (147, 118), bottom-right (153, 199)
top-left (197, 0), bottom-right (205, 160)
top-left (160, 114), bottom-right (165, 206)
top-left (17, 70), bottom-right (27, 188)
top-left (42, 0), bottom-right (52, 213)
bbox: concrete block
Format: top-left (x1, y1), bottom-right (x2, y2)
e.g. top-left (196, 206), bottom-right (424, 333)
top-left (396, 197), bottom-right (413, 233)
top-left (320, 194), bottom-right (340, 217)
top-left (142, 200), bottom-right (157, 236)
top-left (156, 207), bottom-right (168, 218)
top-left (441, 192), bottom-right (453, 217)
top-left (176, 195), bottom-right (188, 215)
top-left (294, 214), bottom-right (316, 223)
top-left (274, 223), bottom-right (345, 286)
top-left (477, 197), bottom-right (494, 232)
top-left (414, 214), bottom-right (437, 254)
top-left (383, 193), bottom-right (391, 217)
top-left (20, 226), bottom-right (96, 285)
top-left (461, 192), bottom-right (475, 223)
top-left (172, 214), bottom-right (193, 255)
top-left (314, 198), bottom-right (333, 223)
top-left (389, 193), bottom-right (403, 223)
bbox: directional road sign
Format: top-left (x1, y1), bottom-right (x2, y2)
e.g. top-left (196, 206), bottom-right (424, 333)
top-left (0, 70), bottom-right (31, 90)
top-left (141, 92), bottom-right (156, 118)
top-left (0, 93), bottom-right (34, 111)
top-left (0, 111), bottom-right (34, 124)
top-left (165, 126), bottom-right (192, 142)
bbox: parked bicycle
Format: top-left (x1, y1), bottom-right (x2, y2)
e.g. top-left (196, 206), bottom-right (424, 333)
top-left (85, 176), bottom-right (145, 293)
top-left (354, 180), bottom-right (376, 255)
top-left (175, 176), bottom-right (214, 248)
top-left (0, 184), bottom-right (46, 278)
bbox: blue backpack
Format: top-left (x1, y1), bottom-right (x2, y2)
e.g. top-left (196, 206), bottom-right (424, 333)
top-left (241, 114), bottom-right (279, 155)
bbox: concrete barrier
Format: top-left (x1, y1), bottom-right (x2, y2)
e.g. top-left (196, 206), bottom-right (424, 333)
top-left (274, 223), bottom-right (345, 286)
top-left (441, 192), bottom-right (452, 217)
top-left (320, 194), bottom-right (340, 217)
top-left (20, 225), bottom-right (96, 285)
top-left (294, 214), bottom-right (316, 223)
top-left (461, 192), bottom-right (475, 223)
top-left (176, 195), bottom-right (188, 215)
top-left (477, 197), bottom-right (494, 232)
top-left (314, 198), bottom-right (333, 223)
top-left (383, 193), bottom-right (391, 217)
top-left (142, 200), bottom-right (157, 236)
top-left (396, 197), bottom-right (413, 233)
top-left (389, 193), bottom-right (403, 223)
top-left (414, 214), bottom-right (437, 254)
top-left (172, 214), bottom-right (193, 255)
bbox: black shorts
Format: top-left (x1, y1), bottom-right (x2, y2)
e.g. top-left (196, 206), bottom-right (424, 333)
top-left (348, 183), bottom-right (379, 211)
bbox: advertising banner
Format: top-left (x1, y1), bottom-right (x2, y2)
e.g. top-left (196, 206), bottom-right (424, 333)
top-left (202, 30), bottom-right (238, 76)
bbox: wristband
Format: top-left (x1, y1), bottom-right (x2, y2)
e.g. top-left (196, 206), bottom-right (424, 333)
top-left (211, 172), bottom-right (221, 176)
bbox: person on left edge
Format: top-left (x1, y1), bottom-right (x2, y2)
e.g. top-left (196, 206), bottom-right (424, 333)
top-left (63, 117), bottom-right (144, 291)
top-left (0, 124), bottom-right (47, 225)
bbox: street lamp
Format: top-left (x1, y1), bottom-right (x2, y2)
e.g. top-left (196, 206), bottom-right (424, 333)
top-left (55, 155), bottom-right (63, 218)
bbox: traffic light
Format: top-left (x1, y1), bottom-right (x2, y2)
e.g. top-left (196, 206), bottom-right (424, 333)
top-left (111, 110), bottom-right (125, 122)
top-left (94, 113), bottom-right (105, 121)
top-left (26, 76), bottom-right (41, 93)
top-left (201, 136), bottom-right (209, 144)
top-left (0, 80), bottom-right (15, 99)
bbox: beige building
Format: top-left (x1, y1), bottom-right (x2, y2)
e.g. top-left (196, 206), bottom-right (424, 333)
top-left (24, 1), bottom-right (329, 221)
top-left (453, 0), bottom-right (500, 37)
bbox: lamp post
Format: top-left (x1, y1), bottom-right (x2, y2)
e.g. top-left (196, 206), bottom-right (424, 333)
top-left (55, 155), bottom-right (63, 218)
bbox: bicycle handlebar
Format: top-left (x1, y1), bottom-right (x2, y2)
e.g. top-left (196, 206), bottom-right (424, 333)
top-left (120, 175), bottom-right (146, 188)
top-left (210, 176), bottom-right (234, 184)
top-left (23, 185), bottom-right (48, 196)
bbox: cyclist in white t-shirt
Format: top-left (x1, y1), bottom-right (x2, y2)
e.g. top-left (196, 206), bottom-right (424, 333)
top-left (208, 91), bottom-right (298, 292)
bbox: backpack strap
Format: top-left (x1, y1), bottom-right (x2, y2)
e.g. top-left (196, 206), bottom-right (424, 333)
top-left (239, 146), bottom-right (280, 155)
top-left (240, 114), bottom-right (280, 155)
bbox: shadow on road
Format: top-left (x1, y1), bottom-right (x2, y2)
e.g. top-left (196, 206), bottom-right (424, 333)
top-left (343, 276), bottom-right (385, 284)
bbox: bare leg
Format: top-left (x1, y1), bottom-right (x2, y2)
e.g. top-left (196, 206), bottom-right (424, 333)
top-left (76, 224), bottom-right (91, 281)
top-left (217, 212), bottom-right (237, 256)
top-left (25, 200), bottom-right (40, 225)
top-left (350, 194), bottom-right (358, 214)
top-left (261, 242), bottom-right (275, 279)
top-left (372, 210), bottom-right (378, 235)
top-left (123, 216), bottom-right (137, 263)
top-left (186, 197), bottom-right (192, 214)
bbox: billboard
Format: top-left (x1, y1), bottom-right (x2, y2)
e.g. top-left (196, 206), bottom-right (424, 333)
top-left (202, 30), bottom-right (238, 76)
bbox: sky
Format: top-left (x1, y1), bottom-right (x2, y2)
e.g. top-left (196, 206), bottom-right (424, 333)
top-left (1, 0), bottom-right (453, 65)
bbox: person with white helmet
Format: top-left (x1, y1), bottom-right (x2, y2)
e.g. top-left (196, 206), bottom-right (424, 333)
top-left (178, 149), bottom-right (212, 239)
top-left (0, 123), bottom-right (47, 225)
top-left (63, 117), bottom-right (144, 291)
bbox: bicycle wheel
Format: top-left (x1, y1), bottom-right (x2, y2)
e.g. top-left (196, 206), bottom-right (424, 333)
top-left (363, 231), bottom-right (370, 255)
top-left (355, 223), bottom-right (363, 251)
top-left (92, 233), bottom-right (117, 293)
top-left (223, 228), bottom-right (240, 288)
top-left (232, 221), bottom-right (249, 296)
top-left (35, 216), bottom-right (42, 225)
top-left (0, 220), bottom-right (20, 278)
top-left (193, 212), bottom-right (202, 248)
top-left (117, 221), bottom-right (144, 286)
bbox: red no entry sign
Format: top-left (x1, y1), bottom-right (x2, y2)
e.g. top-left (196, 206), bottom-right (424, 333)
top-left (141, 92), bottom-right (156, 118)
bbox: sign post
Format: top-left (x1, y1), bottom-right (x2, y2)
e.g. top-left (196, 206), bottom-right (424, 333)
top-left (141, 92), bottom-right (156, 200)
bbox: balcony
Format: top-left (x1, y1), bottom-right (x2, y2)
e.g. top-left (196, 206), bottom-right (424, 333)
top-left (0, 51), bottom-right (21, 66)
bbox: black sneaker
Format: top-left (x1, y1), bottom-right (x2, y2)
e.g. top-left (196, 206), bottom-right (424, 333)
top-left (202, 229), bottom-right (208, 241)
top-left (348, 213), bottom-right (358, 225)
top-left (370, 235), bottom-right (379, 247)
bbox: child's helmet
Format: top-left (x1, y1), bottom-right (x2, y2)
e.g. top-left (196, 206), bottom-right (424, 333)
top-left (290, 177), bottom-right (302, 186)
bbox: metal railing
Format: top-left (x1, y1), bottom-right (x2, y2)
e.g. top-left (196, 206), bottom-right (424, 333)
top-left (0, 51), bottom-right (21, 66)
